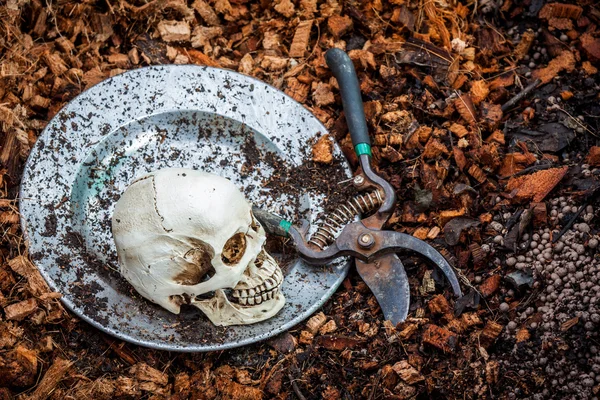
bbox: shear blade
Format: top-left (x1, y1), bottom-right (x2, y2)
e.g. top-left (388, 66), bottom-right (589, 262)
top-left (356, 253), bottom-right (410, 325)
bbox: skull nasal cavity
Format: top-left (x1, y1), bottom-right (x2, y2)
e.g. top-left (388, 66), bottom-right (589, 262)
top-left (222, 232), bottom-right (247, 265)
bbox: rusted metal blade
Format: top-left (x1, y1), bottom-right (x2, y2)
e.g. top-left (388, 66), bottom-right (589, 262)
top-left (356, 253), bottom-right (410, 325)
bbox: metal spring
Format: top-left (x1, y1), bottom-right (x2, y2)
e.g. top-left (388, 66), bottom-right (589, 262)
top-left (308, 191), bottom-right (383, 250)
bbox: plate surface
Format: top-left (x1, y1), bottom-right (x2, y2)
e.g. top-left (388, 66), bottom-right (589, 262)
top-left (20, 65), bottom-right (352, 351)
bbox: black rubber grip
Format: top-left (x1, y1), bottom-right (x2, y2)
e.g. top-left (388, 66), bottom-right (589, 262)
top-left (325, 48), bottom-right (370, 147)
top-left (252, 206), bottom-right (290, 237)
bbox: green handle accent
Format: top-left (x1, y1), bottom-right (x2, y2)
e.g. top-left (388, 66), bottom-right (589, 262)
top-left (354, 143), bottom-right (372, 157)
top-left (279, 219), bottom-right (292, 233)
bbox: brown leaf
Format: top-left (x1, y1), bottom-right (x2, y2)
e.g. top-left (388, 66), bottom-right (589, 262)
top-left (561, 316), bottom-right (579, 332)
top-left (454, 94), bottom-right (477, 126)
top-left (315, 335), bottom-right (363, 351)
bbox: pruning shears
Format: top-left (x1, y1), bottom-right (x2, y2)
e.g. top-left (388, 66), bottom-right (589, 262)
top-left (254, 49), bottom-right (462, 325)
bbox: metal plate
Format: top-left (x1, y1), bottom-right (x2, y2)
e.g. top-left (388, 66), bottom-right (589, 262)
top-left (19, 65), bottom-right (352, 352)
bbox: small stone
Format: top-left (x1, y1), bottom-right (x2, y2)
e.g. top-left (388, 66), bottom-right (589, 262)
top-left (499, 302), bottom-right (510, 312)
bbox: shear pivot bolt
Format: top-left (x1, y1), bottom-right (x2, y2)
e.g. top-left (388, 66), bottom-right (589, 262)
top-left (358, 233), bottom-right (375, 249)
top-left (353, 175), bottom-right (365, 186)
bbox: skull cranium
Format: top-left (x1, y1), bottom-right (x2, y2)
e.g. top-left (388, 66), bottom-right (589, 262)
top-left (111, 168), bottom-right (285, 326)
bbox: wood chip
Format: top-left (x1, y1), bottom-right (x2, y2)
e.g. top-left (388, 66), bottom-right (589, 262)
top-left (381, 146), bottom-right (403, 162)
top-left (261, 55), bottom-right (288, 71)
top-left (539, 3), bottom-right (582, 20)
top-left (192, 0), bottom-right (220, 26)
top-left (8, 256), bottom-right (50, 296)
top-left (427, 226), bottom-right (441, 239)
top-left (514, 29), bottom-right (535, 61)
top-left (582, 61), bottom-right (598, 75)
top-left (505, 166), bottom-right (568, 202)
top-left (274, 0), bottom-right (295, 18)
top-left (157, 20), bottom-right (191, 42)
top-left (327, 15), bottom-right (353, 39)
top-left (24, 358), bottom-right (72, 400)
top-left (191, 26), bottom-right (222, 49)
top-left (289, 20), bottom-right (313, 58)
top-left (428, 294), bottom-right (452, 316)
top-left (312, 134), bottom-right (333, 164)
top-left (412, 227), bottom-right (429, 240)
top-left (186, 49), bottom-right (221, 67)
top-left (423, 324), bottom-right (457, 352)
top-left (585, 146), bottom-right (600, 166)
top-left (580, 33), bottom-right (600, 62)
top-left (0, 345), bottom-right (38, 387)
top-left (319, 320), bottom-right (337, 335)
top-left (4, 298), bottom-right (38, 321)
top-left (285, 77), bottom-right (310, 103)
top-left (131, 363), bottom-right (168, 386)
top-left (486, 360), bottom-right (500, 384)
top-left (468, 164), bottom-right (487, 183)
top-left (348, 49), bottom-right (376, 70)
top-left (312, 82), bottom-right (335, 106)
top-left (548, 17), bottom-right (573, 30)
top-left (533, 50), bottom-right (576, 84)
top-left (422, 138), bottom-right (449, 159)
top-left (480, 102), bottom-right (503, 131)
top-left (479, 321), bottom-right (503, 348)
top-left (299, 330), bottom-right (314, 344)
top-left (391, 361), bottom-right (424, 384)
top-left (449, 123), bottom-right (469, 138)
top-left (306, 311), bottom-right (327, 334)
top-left (469, 80), bottom-right (489, 105)
top-left (531, 202), bottom-right (548, 228)
top-left (479, 275), bottom-right (501, 297)
top-left (42, 52), bottom-right (68, 76)
top-left (516, 328), bottom-right (530, 343)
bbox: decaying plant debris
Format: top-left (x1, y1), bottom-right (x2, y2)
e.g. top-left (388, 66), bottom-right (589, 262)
top-left (1, 0), bottom-right (600, 398)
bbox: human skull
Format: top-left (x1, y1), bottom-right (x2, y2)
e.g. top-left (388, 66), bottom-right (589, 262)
top-left (111, 168), bottom-right (285, 326)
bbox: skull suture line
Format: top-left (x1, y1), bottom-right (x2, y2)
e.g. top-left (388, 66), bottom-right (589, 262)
top-left (111, 168), bottom-right (285, 326)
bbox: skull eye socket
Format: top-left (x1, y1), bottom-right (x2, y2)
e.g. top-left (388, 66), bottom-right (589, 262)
top-left (175, 242), bottom-right (215, 285)
top-left (222, 232), bottom-right (247, 265)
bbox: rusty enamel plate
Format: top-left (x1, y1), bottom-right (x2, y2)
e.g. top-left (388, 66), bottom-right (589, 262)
top-left (19, 65), bottom-right (351, 352)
